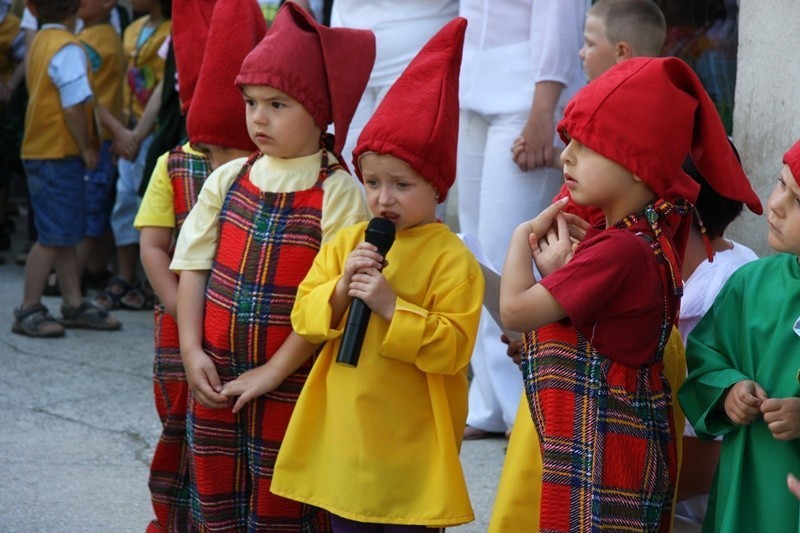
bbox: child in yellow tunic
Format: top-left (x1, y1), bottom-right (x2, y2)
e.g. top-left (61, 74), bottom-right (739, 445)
top-left (263, 18), bottom-right (484, 530)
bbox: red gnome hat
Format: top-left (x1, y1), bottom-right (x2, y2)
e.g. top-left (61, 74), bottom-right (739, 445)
top-left (172, 0), bottom-right (216, 114)
top-left (784, 140), bottom-right (800, 186)
top-left (558, 57), bottom-right (762, 216)
top-left (236, 2), bottom-right (375, 167)
top-left (352, 17), bottom-right (467, 204)
top-left (187, 0), bottom-right (267, 152)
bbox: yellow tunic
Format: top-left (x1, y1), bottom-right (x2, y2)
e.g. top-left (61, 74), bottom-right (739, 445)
top-left (488, 328), bottom-right (687, 531)
top-left (272, 222), bottom-right (485, 527)
top-left (78, 22), bottom-right (124, 141)
top-left (122, 15), bottom-right (170, 124)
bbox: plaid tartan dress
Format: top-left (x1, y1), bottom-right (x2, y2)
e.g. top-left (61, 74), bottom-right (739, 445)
top-left (523, 211), bottom-right (682, 533)
top-left (188, 152), bottom-right (335, 532)
top-left (148, 146), bottom-right (211, 533)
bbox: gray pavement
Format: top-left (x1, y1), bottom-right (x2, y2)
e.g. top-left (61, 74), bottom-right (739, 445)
top-left (0, 220), bottom-right (507, 532)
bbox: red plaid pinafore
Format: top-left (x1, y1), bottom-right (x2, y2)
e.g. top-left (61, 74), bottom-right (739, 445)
top-left (188, 151), bottom-right (337, 532)
top-left (522, 207), bottom-right (683, 532)
top-left (148, 146), bottom-right (211, 533)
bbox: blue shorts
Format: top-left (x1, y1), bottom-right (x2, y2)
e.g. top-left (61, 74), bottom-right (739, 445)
top-left (85, 141), bottom-right (116, 238)
top-left (112, 133), bottom-right (154, 246)
top-left (24, 157), bottom-right (86, 247)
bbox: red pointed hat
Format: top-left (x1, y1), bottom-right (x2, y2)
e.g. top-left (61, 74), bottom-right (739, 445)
top-left (352, 17), bottom-right (467, 204)
top-left (187, 0), bottom-right (267, 152)
top-left (236, 2), bottom-right (375, 161)
top-left (172, 0), bottom-right (216, 113)
top-left (558, 57), bottom-right (762, 215)
top-left (783, 140), bottom-right (800, 186)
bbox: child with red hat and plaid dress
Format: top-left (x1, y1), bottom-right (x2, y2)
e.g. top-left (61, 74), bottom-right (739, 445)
top-left (679, 140), bottom-right (800, 532)
top-left (134, 0), bottom-right (266, 529)
top-left (264, 18), bottom-right (484, 532)
top-left (168, 3), bottom-right (375, 530)
top-left (500, 56), bottom-right (762, 531)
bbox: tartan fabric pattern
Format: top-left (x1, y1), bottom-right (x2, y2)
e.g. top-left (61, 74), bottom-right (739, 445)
top-left (522, 323), bottom-right (676, 533)
top-left (148, 147), bottom-right (211, 532)
top-left (189, 152), bottom-right (335, 532)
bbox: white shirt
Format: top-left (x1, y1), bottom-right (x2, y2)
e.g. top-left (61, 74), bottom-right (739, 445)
top-left (330, 0), bottom-right (458, 87)
top-left (40, 24), bottom-right (93, 108)
top-left (458, 0), bottom-right (585, 115)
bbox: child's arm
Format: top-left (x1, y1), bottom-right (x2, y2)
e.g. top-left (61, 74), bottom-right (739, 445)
top-left (177, 269), bottom-right (229, 409)
top-left (500, 198), bottom-right (570, 332)
top-left (221, 332), bottom-right (320, 413)
top-left (130, 79), bottom-right (163, 148)
top-left (97, 105), bottom-right (139, 161)
top-left (63, 103), bottom-right (98, 170)
top-left (761, 397), bottom-right (800, 441)
top-left (141, 227), bottom-right (177, 316)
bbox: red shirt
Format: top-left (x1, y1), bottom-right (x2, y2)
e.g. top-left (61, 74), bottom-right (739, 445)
top-left (540, 221), bottom-right (679, 368)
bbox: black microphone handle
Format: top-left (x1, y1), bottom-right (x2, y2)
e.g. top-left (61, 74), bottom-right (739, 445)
top-left (336, 297), bottom-right (372, 367)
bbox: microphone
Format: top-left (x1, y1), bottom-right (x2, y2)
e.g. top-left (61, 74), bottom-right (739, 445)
top-left (336, 217), bottom-right (396, 367)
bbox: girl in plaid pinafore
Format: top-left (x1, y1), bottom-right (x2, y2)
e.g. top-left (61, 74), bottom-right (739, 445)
top-left (500, 57), bottom-right (762, 532)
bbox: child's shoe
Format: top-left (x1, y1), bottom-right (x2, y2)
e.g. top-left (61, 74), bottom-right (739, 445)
top-left (12, 303), bottom-right (66, 338)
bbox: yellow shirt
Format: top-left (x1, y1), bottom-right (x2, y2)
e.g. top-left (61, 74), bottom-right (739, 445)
top-left (487, 328), bottom-right (687, 531)
top-left (272, 222), bottom-right (485, 527)
top-left (134, 142), bottom-right (201, 230)
top-left (79, 23), bottom-right (124, 141)
top-left (122, 15), bottom-right (170, 123)
top-left (22, 27), bottom-right (95, 159)
top-left (170, 150), bottom-right (368, 272)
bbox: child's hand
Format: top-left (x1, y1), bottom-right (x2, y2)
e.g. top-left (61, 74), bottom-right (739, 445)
top-left (348, 266), bottom-right (396, 321)
top-left (81, 146), bottom-right (99, 171)
top-left (531, 213), bottom-right (575, 277)
top-left (221, 365), bottom-right (281, 414)
top-left (761, 397), bottom-right (800, 441)
top-left (562, 212), bottom-right (591, 243)
top-left (337, 242), bottom-right (387, 297)
top-left (112, 128), bottom-right (140, 161)
top-left (500, 333), bottom-right (524, 367)
top-left (723, 379), bottom-right (768, 425)
top-left (182, 348), bottom-right (230, 409)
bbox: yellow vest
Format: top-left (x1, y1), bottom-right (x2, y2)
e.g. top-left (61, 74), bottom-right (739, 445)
top-left (79, 23), bottom-right (124, 141)
top-left (22, 28), bottom-right (96, 160)
top-left (122, 15), bottom-right (170, 124)
top-left (0, 13), bottom-right (20, 82)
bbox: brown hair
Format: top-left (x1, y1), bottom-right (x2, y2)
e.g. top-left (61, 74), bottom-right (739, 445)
top-left (589, 0), bottom-right (667, 57)
top-left (28, 0), bottom-right (81, 24)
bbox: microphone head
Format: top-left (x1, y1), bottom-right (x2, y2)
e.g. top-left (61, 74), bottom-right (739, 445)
top-left (364, 217), bottom-right (396, 255)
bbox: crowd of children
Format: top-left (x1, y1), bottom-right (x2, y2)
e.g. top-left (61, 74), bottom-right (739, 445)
top-left (5, 0), bottom-right (799, 531)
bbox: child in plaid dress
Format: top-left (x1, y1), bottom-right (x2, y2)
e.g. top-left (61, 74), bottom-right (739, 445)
top-left (134, 0), bottom-right (265, 530)
top-left (500, 57), bottom-right (762, 532)
top-left (169, 3), bottom-right (375, 531)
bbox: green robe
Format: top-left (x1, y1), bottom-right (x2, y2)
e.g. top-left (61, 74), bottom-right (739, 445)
top-left (678, 253), bottom-right (800, 532)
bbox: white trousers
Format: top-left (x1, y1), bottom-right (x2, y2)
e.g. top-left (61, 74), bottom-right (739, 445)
top-left (457, 109), bottom-right (564, 431)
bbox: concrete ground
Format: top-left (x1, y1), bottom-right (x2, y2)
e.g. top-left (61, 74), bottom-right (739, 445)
top-left (0, 211), bottom-right (508, 532)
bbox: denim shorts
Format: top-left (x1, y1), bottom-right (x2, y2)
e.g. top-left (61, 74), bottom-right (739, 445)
top-left (111, 133), bottom-right (154, 246)
top-left (24, 157), bottom-right (86, 246)
top-left (85, 141), bottom-right (116, 238)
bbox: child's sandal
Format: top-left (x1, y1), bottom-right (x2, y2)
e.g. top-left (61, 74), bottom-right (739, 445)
top-left (60, 300), bottom-right (122, 330)
top-left (12, 303), bottom-right (65, 338)
top-left (95, 276), bottom-right (133, 310)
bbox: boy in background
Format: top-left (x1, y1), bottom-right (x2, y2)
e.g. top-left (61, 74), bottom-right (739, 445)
top-left (13, 0), bottom-right (119, 337)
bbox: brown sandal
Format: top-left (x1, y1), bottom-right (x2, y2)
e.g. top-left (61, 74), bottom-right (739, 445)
top-left (12, 303), bottom-right (65, 338)
top-left (60, 300), bottom-right (122, 330)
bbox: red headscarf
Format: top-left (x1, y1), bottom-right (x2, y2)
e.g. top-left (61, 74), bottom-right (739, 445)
top-left (783, 140), bottom-right (800, 186)
top-left (353, 18), bottom-right (467, 203)
top-left (236, 2), bottom-right (375, 164)
top-left (186, 0), bottom-right (266, 152)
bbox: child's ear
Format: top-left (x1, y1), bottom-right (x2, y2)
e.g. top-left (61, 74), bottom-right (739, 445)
top-left (615, 41), bottom-right (634, 62)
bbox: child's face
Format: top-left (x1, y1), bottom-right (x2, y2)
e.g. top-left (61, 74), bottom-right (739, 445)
top-left (766, 164), bottom-right (800, 255)
top-left (78, 0), bottom-right (113, 26)
top-left (192, 142), bottom-right (251, 171)
top-left (359, 153), bottom-right (438, 231)
top-left (580, 15), bottom-right (619, 82)
top-left (241, 85), bottom-right (322, 160)
top-left (560, 139), bottom-right (639, 219)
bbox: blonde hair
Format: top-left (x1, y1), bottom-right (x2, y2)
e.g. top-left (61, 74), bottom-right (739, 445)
top-left (589, 0), bottom-right (667, 57)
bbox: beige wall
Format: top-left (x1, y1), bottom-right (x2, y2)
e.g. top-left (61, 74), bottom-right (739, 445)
top-left (728, 0), bottom-right (800, 256)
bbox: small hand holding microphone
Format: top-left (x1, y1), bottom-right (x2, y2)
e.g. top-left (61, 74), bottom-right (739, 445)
top-left (336, 217), bottom-right (396, 367)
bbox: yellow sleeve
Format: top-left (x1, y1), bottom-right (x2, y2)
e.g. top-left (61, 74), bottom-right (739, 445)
top-left (320, 169), bottom-right (369, 243)
top-left (134, 150), bottom-right (174, 230)
top-left (291, 225), bottom-right (360, 342)
top-left (380, 249), bottom-right (485, 376)
top-left (169, 159), bottom-right (240, 272)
